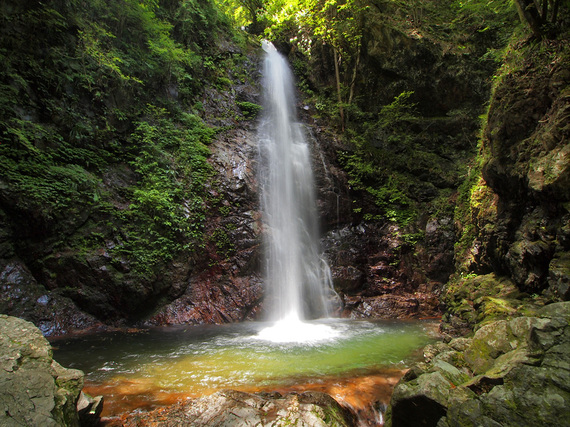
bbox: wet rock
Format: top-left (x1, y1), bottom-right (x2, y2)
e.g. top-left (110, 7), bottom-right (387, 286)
top-left (385, 301), bottom-right (570, 427)
top-left (333, 266), bottom-right (366, 292)
top-left (0, 259), bottom-right (102, 336)
top-left (424, 217), bottom-right (455, 284)
top-left (323, 223), bottom-right (442, 320)
top-left (304, 125), bottom-right (354, 230)
top-left (77, 392), bottom-right (104, 426)
top-left (122, 389), bottom-right (356, 427)
top-left (0, 315), bottom-right (90, 426)
top-left (147, 274), bottom-right (264, 326)
top-left (343, 293), bottom-right (439, 320)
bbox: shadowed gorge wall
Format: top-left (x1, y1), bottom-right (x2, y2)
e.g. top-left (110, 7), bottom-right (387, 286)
top-left (0, 0), bottom-right (265, 333)
top-left (1, 0), bottom-right (568, 336)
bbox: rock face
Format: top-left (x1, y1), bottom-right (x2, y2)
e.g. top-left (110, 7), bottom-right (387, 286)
top-left (454, 36), bottom-right (570, 300)
top-left (385, 302), bottom-right (570, 427)
top-left (386, 29), bottom-right (570, 427)
top-left (0, 260), bottom-right (103, 336)
top-left (122, 389), bottom-right (356, 427)
top-left (0, 21), bottom-right (266, 334)
top-left (322, 223), bottom-right (442, 319)
top-left (0, 314), bottom-right (85, 426)
top-left (145, 106), bottom-right (265, 326)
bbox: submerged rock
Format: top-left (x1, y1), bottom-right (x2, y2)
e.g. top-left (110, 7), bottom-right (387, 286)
top-left (0, 314), bottom-right (90, 426)
top-left (122, 389), bottom-right (356, 427)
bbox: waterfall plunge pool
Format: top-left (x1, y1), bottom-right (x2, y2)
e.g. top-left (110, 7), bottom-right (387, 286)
top-left (51, 318), bottom-right (439, 423)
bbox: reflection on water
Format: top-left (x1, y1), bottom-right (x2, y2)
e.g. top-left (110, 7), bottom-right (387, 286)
top-left (51, 319), bottom-right (438, 423)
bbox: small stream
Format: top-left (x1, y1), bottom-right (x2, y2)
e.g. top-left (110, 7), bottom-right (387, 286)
top-left (52, 318), bottom-right (438, 424)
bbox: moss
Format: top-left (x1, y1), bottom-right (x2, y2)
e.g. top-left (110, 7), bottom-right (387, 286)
top-left (449, 351), bottom-right (469, 370)
top-left (444, 274), bottom-right (508, 323)
top-left (454, 164), bottom-right (499, 273)
top-left (442, 272), bottom-right (552, 332)
top-left (475, 296), bottom-right (518, 325)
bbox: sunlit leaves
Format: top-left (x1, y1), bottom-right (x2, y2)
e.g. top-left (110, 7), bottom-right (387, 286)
top-left (79, 23), bottom-right (144, 85)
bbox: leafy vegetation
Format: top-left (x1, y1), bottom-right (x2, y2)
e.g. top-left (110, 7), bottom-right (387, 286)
top-left (513, 0), bottom-right (568, 37)
top-left (0, 0), bottom-right (239, 277)
top-left (236, 101), bottom-right (263, 118)
top-left (214, 0), bottom-right (523, 231)
top-left (338, 91), bottom-right (420, 225)
top-left (110, 107), bottom-right (214, 273)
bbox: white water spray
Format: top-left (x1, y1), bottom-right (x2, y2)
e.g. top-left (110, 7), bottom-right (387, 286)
top-left (257, 41), bottom-right (336, 343)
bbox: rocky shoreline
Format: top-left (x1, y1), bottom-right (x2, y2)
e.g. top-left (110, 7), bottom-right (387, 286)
top-left (2, 299), bottom-right (569, 426)
top-left (385, 301), bottom-right (570, 426)
top-left (0, 315), bottom-right (102, 426)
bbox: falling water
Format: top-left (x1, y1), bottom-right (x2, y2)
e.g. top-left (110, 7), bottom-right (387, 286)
top-left (257, 41), bottom-right (336, 342)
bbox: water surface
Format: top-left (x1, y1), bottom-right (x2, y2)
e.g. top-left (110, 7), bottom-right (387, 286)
top-left (52, 319), bottom-right (437, 423)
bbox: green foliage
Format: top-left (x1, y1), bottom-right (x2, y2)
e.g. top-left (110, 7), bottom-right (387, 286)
top-left (216, 0), bottom-right (269, 32)
top-left (210, 227), bottom-right (236, 259)
top-left (378, 91), bottom-right (417, 127)
top-left (0, 147), bottom-right (99, 218)
top-left (107, 106), bottom-right (214, 274)
top-left (0, 0), bottom-right (232, 277)
top-left (236, 101), bottom-right (263, 118)
top-left (338, 91), bottom-right (421, 225)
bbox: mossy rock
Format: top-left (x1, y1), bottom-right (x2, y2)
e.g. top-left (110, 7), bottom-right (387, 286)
top-left (389, 302), bottom-right (570, 427)
top-left (0, 315), bottom-right (84, 426)
top-left (547, 252), bottom-right (570, 300)
top-left (442, 274), bottom-right (525, 331)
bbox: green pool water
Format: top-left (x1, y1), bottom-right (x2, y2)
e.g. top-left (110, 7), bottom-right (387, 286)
top-left (53, 319), bottom-right (436, 392)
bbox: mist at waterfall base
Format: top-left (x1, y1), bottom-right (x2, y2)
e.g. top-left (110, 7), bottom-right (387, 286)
top-left (51, 45), bottom-right (438, 424)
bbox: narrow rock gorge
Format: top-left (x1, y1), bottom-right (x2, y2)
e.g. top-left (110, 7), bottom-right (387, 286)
top-left (0, 0), bottom-right (568, 425)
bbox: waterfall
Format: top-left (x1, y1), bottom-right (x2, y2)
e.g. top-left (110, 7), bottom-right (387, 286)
top-left (257, 42), bottom-right (335, 341)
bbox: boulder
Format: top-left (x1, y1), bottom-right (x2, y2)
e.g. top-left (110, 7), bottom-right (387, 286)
top-left (385, 302), bottom-right (570, 427)
top-left (0, 314), bottom-right (87, 426)
top-left (122, 389), bottom-right (356, 427)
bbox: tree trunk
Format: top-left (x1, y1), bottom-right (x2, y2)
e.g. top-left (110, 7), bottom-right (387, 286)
top-left (514, 0), bottom-right (544, 37)
top-left (348, 40), bottom-right (361, 106)
top-left (333, 46), bottom-right (345, 132)
top-left (551, 0), bottom-right (560, 22)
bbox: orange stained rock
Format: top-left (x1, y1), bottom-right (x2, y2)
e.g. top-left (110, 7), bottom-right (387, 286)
top-left (88, 369), bottom-right (407, 426)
